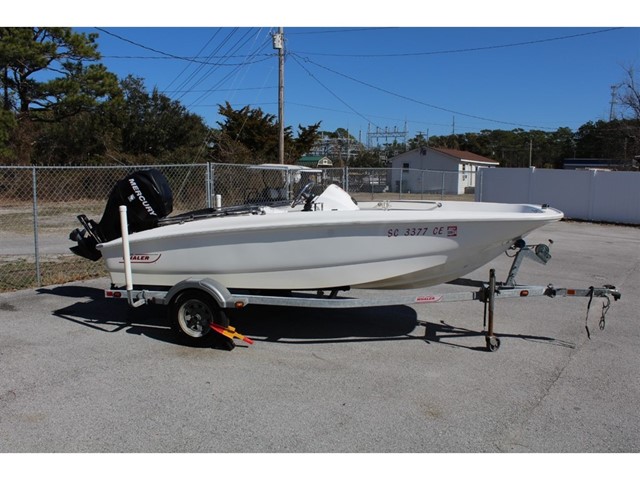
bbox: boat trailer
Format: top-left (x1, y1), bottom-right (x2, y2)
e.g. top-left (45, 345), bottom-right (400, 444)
top-left (103, 206), bottom-right (621, 351)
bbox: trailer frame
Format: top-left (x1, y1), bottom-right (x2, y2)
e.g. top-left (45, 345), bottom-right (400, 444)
top-left (105, 205), bottom-right (621, 351)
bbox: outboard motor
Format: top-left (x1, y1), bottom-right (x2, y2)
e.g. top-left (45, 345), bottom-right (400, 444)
top-left (69, 169), bottom-right (173, 261)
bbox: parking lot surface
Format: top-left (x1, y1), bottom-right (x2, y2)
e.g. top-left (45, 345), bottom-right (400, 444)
top-left (1, 221), bottom-right (638, 458)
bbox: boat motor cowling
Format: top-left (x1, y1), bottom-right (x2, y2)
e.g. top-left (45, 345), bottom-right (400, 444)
top-left (69, 169), bottom-right (173, 261)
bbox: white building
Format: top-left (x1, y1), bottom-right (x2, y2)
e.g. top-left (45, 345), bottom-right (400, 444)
top-left (389, 147), bottom-right (499, 194)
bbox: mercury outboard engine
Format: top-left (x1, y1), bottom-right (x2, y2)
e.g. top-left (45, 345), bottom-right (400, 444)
top-left (69, 169), bottom-right (173, 261)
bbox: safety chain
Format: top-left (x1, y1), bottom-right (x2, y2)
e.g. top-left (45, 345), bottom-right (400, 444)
top-left (584, 287), bottom-right (611, 340)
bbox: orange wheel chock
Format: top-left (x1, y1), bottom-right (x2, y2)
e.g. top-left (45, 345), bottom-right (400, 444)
top-left (210, 322), bottom-right (254, 345)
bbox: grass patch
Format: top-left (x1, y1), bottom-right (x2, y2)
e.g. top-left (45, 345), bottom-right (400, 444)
top-left (0, 200), bottom-right (105, 236)
top-left (0, 256), bottom-right (108, 292)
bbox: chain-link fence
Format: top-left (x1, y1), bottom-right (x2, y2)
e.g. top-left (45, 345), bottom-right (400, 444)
top-left (346, 167), bottom-right (477, 201)
top-left (0, 163), bottom-right (475, 291)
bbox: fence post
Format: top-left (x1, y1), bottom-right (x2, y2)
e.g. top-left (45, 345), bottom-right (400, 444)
top-left (31, 167), bottom-right (41, 287)
top-left (344, 165), bottom-right (349, 193)
top-left (588, 170), bottom-right (596, 221)
top-left (528, 166), bottom-right (536, 204)
top-left (206, 162), bottom-right (213, 209)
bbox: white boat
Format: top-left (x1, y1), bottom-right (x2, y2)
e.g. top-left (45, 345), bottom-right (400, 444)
top-left (70, 166), bottom-right (563, 291)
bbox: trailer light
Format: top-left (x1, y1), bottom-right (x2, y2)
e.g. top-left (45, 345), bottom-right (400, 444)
top-left (567, 289), bottom-right (576, 295)
top-left (234, 301), bottom-right (246, 309)
top-left (520, 290), bottom-right (529, 297)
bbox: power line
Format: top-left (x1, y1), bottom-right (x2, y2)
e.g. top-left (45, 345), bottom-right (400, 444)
top-left (290, 54), bottom-right (380, 130)
top-left (96, 27), bottom-right (203, 63)
top-left (90, 27), bottom-right (600, 137)
top-left (101, 54), bottom-right (274, 63)
top-left (171, 27), bottom-right (248, 101)
top-left (164, 28), bottom-right (224, 93)
top-left (185, 30), bottom-right (274, 108)
top-left (291, 53), bottom-right (554, 130)
top-left (110, 27), bottom-right (272, 108)
top-left (189, 100), bottom-right (466, 131)
top-left (95, 27), bottom-right (273, 66)
top-left (294, 27), bottom-right (624, 58)
top-left (93, 27), bottom-right (279, 165)
top-left (286, 27), bottom-right (399, 35)
top-left (161, 86), bottom-right (277, 93)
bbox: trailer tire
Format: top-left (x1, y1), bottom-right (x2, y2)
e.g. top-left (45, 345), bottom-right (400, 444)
top-left (486, 336), bottom-right (501, 352)
top-left (170, 290), bottom-right (225, 346)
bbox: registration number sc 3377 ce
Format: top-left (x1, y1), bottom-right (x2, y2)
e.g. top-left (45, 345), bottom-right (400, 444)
top-left (387, 225), bottom-right (458, 238)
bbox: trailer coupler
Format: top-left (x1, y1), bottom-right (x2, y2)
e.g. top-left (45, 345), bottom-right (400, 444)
top-left (581, 285), bottom-right (618, 339)
top-left (543, 284), bottom-right (620, 339)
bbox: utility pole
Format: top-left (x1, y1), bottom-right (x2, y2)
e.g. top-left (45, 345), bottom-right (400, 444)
top-left (346, 128), bottom-right (350, 165)
top-left (416, 130), bottom-right (429, 146)
top-left (609, 85), bottom-right (618, 121)
top-left (529, 138), bottom-right (533, 167)
top-left (273, 28), bottom-right (285, 163)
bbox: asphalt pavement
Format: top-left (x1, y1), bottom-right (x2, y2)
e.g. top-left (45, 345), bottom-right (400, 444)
top-left (1, 220), bottom-right (639, 463)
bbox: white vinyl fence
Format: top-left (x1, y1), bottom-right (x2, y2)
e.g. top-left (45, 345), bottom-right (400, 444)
top-left (477, 167), bottom-right (640, 225)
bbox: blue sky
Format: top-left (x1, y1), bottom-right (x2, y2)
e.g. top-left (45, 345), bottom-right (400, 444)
top-left (9, 2), bottom-right (640, 142)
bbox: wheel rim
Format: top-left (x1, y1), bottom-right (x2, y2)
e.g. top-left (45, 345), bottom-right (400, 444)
top-left (177, 298), bottom-right (214, 338)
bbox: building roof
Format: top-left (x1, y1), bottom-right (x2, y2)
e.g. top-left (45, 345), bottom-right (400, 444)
top-left (562, 158), bottom-right (621, 169)
top-left (299, 155), bottom-right (326, 162)
top-left (431, 147), bottom-right (499, 165)
top-left (297, 155), bottom-right (333, 167)
top-left (391, 147), bottom-right (499, 166)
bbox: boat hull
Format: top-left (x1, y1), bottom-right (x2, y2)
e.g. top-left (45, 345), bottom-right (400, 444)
top-left (98, 200), bottom-right (563, 290)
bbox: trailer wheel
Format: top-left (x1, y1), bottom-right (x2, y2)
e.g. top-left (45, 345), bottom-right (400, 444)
top-left (486, 336), bottom-right (501, 352)
top-left (170, 290), bottom-right (224, 346)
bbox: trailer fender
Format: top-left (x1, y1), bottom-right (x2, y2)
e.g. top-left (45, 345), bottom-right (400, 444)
top-left (163, 277), bottom-right (241, 310)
